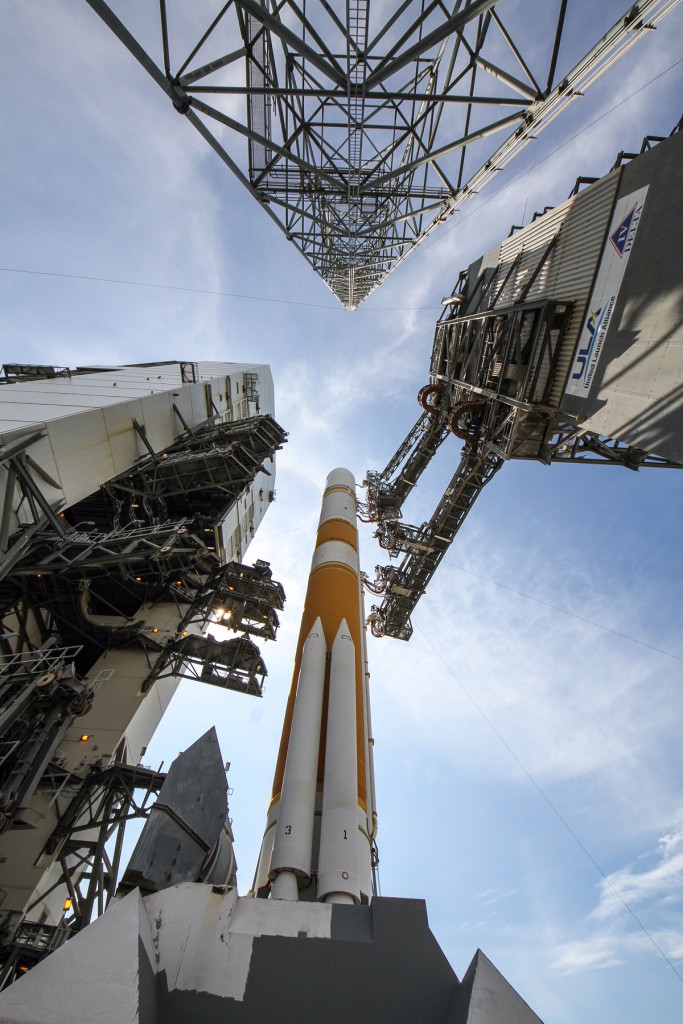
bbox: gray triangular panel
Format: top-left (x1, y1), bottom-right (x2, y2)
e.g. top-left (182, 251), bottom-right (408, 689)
top-left (119, 727), bottom-right (228, 894)
top-left (450, 949), bottom-right (544, 1024)
top-left (152, 727), bottom-right (227, 846)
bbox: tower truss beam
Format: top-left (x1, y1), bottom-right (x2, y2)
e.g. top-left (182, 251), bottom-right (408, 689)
top-left (84, 0), bottom-right (681, 307)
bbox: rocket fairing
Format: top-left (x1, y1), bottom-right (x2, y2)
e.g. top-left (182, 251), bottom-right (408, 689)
top-left (255, 468), bottom-right (376, 904)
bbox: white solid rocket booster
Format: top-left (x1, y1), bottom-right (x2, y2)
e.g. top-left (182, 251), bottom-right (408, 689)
top-left (254, 468), bottom-right (376, 904)
top-left (269, 620), bottom-right (326, 900)
top-left (317, 620), bottom-right (360, 903)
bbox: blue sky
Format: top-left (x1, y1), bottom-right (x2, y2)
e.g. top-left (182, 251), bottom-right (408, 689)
top-left (3, 3), bottom-right (683, 1022)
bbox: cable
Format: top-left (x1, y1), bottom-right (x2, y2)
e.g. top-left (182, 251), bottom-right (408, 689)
top-left (0, 265), bottom-right (440, 313)
top-left (443, 561), bottom-right (683, 663)
top-left (256, 519), bottom-right (318, 541)
top-left (416, 623), bottom-right (683, 985)
top-left (0, 266), bottom-right (340, 311)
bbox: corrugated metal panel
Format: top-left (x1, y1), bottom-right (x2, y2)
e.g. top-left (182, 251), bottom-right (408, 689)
top-left (547, 169), bottom-right (621, 405)
top-left (493, 200), bottom-right (573, 307)
top-left (478, 171), bottom-right (621, 406)
top-left (482, 170), bottom-right (621, 321)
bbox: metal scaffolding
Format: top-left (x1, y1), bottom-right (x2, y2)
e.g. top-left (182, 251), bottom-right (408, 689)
top-left (110, 415), bottom-right (286, 506)
top-left (179, 560), bottom-right (286, 641)
top-left (0, 376), bottom-right (287, 979)
top-left (0, 761), bottom-right (166, 988)
top-left (143, 633), bottom-right (267, 698)
top-left (362, 126), bottom-right (683, 638)
top-left (0, 646), bottom-right (97, 829)
top-left (83, 0), bottom-right (681, 308)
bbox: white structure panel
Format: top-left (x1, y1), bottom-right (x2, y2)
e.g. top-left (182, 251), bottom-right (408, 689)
top-left (46, 409), bottom-right (117, 506)
top-left (101, 398), bottom-right (147, 475)
top-left (0, 889), bottom-right (155, 1024)
top-left (137, 389), bottom-right (180, 453)
top-left (146, 885), bottom-right (333, 1003)
top-left (311, 540), bottom-right (359, 573)
top-left (124, 677), bottom-right (179, 764)
top-left (0, 790), bottom-right (86, 912)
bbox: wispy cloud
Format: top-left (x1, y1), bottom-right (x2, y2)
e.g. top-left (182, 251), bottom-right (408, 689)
top-left (552, 934), bottom-right (626, 972)
top-left (591, 821), bottom-right (683, 923)
top-left (478, 886), bottom-right (519, 907)
top-left (551, 819), bottom-right (683, 973)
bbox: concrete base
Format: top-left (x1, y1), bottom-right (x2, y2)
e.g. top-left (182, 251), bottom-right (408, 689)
top-left (0, 885), bottom-right (543, 1024)
top-left (0, 889), bottom-right (157, 1024)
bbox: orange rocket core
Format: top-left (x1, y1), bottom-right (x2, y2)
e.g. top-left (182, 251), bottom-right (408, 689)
top-left (316, 518), bottom-right (357, 549)
top-left (270, 486), bottom-right (368, 813)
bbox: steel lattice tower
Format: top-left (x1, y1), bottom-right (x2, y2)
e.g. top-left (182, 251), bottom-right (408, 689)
top-left (86, 0), bottom-right (681, 307)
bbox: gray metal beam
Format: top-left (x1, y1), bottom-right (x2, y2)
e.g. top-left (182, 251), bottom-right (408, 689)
top-left (83, 0), bottom-right (682, 309)
top-left (364, 0), bottom-right (503, 89)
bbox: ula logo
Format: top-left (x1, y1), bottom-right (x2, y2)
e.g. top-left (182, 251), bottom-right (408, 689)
top-left (571, 307), bottom-right (604, 381)
top-left (609, 203), bottom-right (640, 258)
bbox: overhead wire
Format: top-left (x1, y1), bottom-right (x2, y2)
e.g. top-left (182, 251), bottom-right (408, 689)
top-left (415, 622), bottom-right (683, 985)
top-left (442, 560), bottom-right (683, 663)
top-left (0, 267), bottom-right (340, 311)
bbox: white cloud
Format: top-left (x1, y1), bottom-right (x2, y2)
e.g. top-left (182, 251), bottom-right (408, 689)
top-left (478, 886), bottom-right (519, 907)
top-left (552, 934), bottom-right (626, 973)
top-left (591, 821), bottom-right (683, 923)
top-left (551, 819), bottom-right (683, 974)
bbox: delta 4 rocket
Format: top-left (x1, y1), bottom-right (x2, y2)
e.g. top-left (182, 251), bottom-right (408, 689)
top-left (254, 468), bottom-right (377, 904)
top-left (0, 468), bottom-right (545, 1024)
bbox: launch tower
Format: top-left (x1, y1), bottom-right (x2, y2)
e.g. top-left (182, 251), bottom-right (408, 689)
top-left (0, 469), bottom-right (545, 1024)
top-left (82, 0), bottom-right (682, 307)
top-left (362, 121), bottom-right (683, 639)
top-left (0, 360), bottom-right (286, 984)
